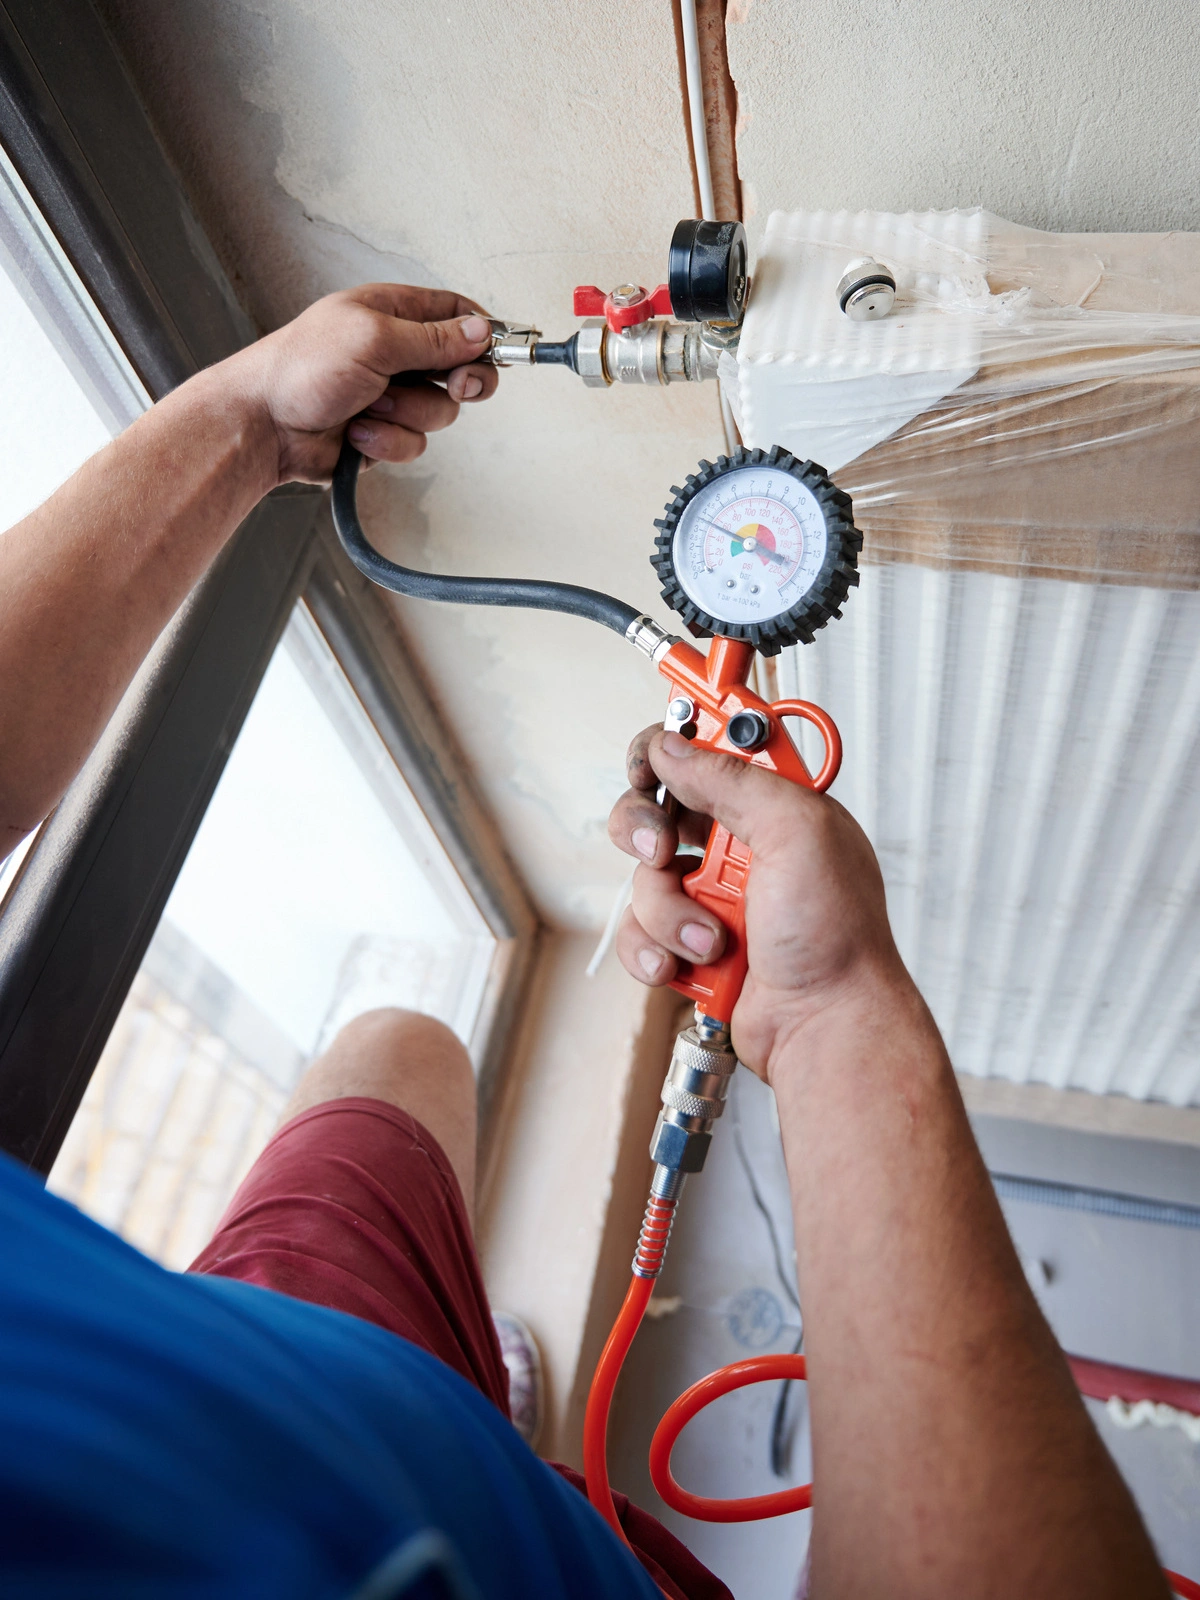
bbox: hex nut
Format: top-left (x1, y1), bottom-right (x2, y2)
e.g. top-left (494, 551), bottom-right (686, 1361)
top-left (649, 1114), bottom-right (712, 1173)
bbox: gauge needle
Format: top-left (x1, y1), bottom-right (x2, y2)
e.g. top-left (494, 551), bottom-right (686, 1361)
top-left (697, 513), bottom-right (790, 567)
top-left (745, 540), bottom-right (788, 567)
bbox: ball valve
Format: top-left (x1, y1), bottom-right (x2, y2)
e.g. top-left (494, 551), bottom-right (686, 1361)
top-left (487, 219), bottom-right (748, 387)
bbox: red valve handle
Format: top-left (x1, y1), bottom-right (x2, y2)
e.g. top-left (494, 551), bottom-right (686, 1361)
top-left (573, 282), bottom-right (674, 331)
top-left (655, 639), bottom-right (842, 1020)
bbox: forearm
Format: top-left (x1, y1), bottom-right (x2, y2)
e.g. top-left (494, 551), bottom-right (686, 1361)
top-left (774, 967), bottom-right (1165, 1598)
top-left (0, 355), bottom-right (276, 859)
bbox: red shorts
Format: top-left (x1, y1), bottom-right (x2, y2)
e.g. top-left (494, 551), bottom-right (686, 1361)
top-left (189, 1097), bottom-right (728, 1600)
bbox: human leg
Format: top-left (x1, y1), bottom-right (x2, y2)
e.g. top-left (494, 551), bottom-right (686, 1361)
top-left (280, 1007), bottom-right (478, 1212)
top-left (188, 1008), bottom-right (507, 1408)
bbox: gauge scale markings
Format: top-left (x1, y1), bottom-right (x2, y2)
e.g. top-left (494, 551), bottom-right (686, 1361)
top-left (651, 445), bottom-right (862, 654)
top-left (674, 467), bottom-right (829, 626)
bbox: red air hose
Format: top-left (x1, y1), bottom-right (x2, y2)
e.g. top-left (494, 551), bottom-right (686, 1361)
top-left (649, 1355), bottom-right (811, 1521)
top-left (584, 1193), bottom-right (1200, 1598)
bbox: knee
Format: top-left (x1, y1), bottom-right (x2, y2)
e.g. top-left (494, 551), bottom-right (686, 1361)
top-left (328, 1007), bottom-right (472, 1082)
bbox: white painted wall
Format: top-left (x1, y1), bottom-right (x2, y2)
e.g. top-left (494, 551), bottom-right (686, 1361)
top-left (96, 0), bottom-right (1200, 937)
top-left (727, 0), bottom-right (1200, 247)
top-left (98, 0), bottom-right (723, 929)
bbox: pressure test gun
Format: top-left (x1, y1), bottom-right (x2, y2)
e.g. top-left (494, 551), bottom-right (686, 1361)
top-left (330, 217), bottom-right (862, 1542)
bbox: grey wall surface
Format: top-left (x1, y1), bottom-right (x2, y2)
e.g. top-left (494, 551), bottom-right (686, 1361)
top-left (609, 1085), bottom-right (1200, 1596)
top-left (727, 0), bottom-right (1200, 246)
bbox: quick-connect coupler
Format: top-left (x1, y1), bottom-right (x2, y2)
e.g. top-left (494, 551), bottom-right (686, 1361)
top-left (488, 318), bottom-right (728, 386)
top-left (648, 1016), bottom-right (737, 1204)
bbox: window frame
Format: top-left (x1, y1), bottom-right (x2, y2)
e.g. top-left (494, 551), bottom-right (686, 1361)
top-left (0, 0), bottom-right (535, 1171)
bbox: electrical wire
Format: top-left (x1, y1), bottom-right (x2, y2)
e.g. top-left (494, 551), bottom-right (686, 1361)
top-left (730, 1089), bottom-right (804, 1477)
top-left (331, 442), bottom-right (641, 638)
top-left (679, 0), bottom-right (716, 224)
top-left (585, 869), bottom-right (635, 978)
top-left (768, 1327), bottom-right (805, 1479)
top-left (731, 1092), bottom-right (800, 1315)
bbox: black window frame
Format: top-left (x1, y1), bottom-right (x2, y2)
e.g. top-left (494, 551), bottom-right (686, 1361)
top-left (0, 0), bottom-right (535, 1172)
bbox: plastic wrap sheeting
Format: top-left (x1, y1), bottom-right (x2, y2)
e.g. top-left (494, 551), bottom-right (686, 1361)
top-left (730, 211), bottom-right (1200, 588)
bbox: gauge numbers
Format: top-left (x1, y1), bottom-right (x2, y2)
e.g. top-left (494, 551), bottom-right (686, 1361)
top-left (673, 465), bottom-right (829, 626)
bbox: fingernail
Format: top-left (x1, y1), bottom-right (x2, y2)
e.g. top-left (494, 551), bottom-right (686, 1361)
top-left (638, 948), bottom-right (666, 979)
top-left (348, 422), bottom-right (372, 444)
top-left (367, 394), bottom-right (394, 415)
top-left (460, 315), bottom-right (491, 343)
top-left (632, 827), bottom-right (657, 860)
top-left (463, 375), bottom-right (483, 398)
top-left (662, 731), bottom-right (694, 758)
top-left (681, 922), bottom-right (715, 956)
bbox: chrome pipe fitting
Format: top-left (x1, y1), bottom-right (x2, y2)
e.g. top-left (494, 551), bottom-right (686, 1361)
top-left (649, 1022), bottom-right (737, 1181)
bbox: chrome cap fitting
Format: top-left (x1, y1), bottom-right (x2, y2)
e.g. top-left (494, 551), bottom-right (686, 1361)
top-left (837, 258), bottom-right (896, 321)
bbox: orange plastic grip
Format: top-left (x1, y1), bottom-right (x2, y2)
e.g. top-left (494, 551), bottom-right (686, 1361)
top-left (655, 638), bottom-right (841, 1021)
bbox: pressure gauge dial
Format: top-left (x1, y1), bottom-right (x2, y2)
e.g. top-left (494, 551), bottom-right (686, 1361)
top-left (652, 446), bottom-right (862, 655)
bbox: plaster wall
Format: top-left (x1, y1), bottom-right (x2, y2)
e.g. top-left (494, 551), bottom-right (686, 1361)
top-left (97, 0), bottom-right (1200, 932)
top-left (726, 0), bottom-right (1200, 251)
top-left (97, 0), bottom-right (722, 930)
top-left (476, 932), bottom-right (679, 1463)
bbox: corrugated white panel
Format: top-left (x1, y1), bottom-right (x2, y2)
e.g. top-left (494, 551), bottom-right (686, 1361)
top-left (775, 567), bottom-right (1200, 1108)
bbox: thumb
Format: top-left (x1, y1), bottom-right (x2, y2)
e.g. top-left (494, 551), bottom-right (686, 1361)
top-left (386, 311), bottom-right (493, 375)
top-left (649, 729), bottom-right (821, 850)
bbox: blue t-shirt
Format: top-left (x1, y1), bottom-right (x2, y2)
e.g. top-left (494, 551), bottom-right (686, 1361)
top-left (0, 1153), bottom-right (658, 1599)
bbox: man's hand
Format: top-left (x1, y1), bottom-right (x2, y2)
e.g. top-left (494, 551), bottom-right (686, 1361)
top-left (608, 723), bottom-right (1171, 1599)
top-left (607, 725), bottom-right (911, 1078)
top-left (0, 281), bottom-right (499, 859)
top-left (226, 284), bottom-right (499, 486)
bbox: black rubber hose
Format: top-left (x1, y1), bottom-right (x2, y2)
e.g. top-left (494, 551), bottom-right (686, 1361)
top-left (330, 441), bottom-right (642, 638)
top-left (531, 335), bottom-right (579, 371)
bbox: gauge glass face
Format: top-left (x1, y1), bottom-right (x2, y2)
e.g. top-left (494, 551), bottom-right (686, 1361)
top-left (672, 466), bottom-right (828, 626)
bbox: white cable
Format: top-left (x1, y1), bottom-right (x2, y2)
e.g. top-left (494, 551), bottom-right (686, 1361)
top-left (680, 0), bottom-right (716, 222)
top-left (1106, 1396), bottom-right (1200, 1444)
top-left (587, 8), bottom-right (720, 988)
top-left (586, 869), bottom-right (635, 978)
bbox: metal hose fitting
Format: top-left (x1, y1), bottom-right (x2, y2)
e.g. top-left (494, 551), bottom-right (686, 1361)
top-left (649, 1022), bottom-right (737, 1188)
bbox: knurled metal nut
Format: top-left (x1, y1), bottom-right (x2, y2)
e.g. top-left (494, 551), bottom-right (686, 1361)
top-left (662, 1083), bottom-right (725, 1119)
top-left (671, 1036), bottom-right (737, 1077)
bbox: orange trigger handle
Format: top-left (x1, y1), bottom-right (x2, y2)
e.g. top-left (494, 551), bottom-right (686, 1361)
top-left (655, 637), bottom-right (842, 1021)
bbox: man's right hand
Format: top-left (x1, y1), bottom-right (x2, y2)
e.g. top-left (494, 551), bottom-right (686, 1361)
top-left (224, 284), bottom-right (500, 488)
top-left (606, 725), bottom-right (915, 1079)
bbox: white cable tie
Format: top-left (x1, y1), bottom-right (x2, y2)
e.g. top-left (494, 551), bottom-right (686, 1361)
top-left (586, 869), bottom-right (635, 978)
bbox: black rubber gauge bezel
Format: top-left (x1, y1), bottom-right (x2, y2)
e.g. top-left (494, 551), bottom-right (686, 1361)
top-left (651, 445), bottom-right (862, 656)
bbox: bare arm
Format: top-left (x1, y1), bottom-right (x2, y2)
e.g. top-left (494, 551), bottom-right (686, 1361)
top-left (609, 727), bottom-right (1167, 1599)
top-left (0, 285), bottom-right (497, 863)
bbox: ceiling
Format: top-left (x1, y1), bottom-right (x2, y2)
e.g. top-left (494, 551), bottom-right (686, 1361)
top-left (94, 0), bottom-right (1200, 965)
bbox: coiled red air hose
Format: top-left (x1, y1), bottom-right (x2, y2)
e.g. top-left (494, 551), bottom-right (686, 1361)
top-left (584, 1189), bottom-right (1199, 1598)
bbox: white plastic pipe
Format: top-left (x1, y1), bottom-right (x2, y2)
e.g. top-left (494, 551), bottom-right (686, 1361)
top-left (680, 0), bottom-right (716, 222)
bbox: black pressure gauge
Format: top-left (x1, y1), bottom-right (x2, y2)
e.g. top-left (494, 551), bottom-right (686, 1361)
top-left (668, 219), bottom-right (748, 324)
top-left (651, 445), bottom-right (862, 656)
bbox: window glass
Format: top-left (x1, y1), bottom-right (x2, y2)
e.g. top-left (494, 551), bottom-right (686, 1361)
top-left (0, 140), bottom-right (151, 905)
top-left (48, 608), bottom-right (499, 1267)
top-left (0, 142), bottom-right (500, 1267)
top-left (0, 142), bottom-right (149, 528)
